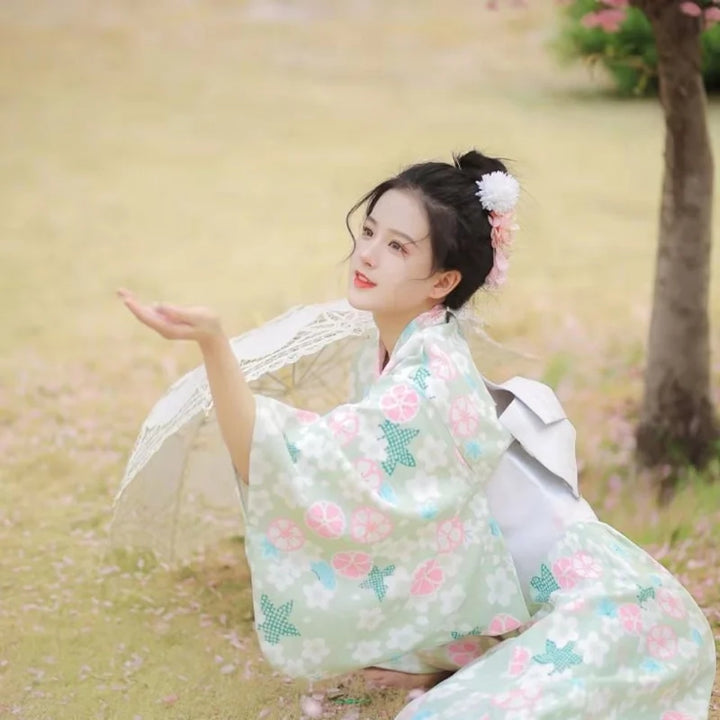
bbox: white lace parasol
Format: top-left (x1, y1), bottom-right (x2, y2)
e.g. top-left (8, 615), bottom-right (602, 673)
top-left (110, 299), bottom-right (521, 564)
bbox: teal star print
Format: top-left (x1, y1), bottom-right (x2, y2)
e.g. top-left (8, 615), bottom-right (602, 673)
top-left (359, 564), bottom-right (396, 602)
top-left (532, 639), bottom-right (583, 675)
top-left (637, 584), bottom-right (656, 606)
top-left (411, 366), bottom-right (431, 393)
top-left (283, 433), bottom-right (300, 463)
top-left (379, 420), bottom-right (420, 476)
top-left (529, 564), bottom-right (560, 604)
top-left (257, 593), bottom-right (301, 645)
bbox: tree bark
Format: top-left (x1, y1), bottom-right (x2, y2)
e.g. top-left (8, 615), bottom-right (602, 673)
top-left (630, 0), bottom-right (717, 491)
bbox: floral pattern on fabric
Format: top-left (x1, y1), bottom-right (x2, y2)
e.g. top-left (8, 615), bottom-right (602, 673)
top-left (395, 523), bottom-right (715, 720)
top-left (241, 307), bottom-right (527, 678)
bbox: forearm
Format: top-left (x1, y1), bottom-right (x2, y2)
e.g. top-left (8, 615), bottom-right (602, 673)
top-left (199, 334), bottom-right (255, 484)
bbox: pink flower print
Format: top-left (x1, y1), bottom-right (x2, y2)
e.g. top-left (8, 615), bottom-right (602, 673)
top-left (267, 518), bottom-right (305, 552)
top-left (305, 501), bottom-right (346, 539)
top-left (508, 646), bottom-right (531, 677)
top-left (449, 396), bottom-right (480, 438)
top-left (332, 551), bottom-right (373, 579)
top-left (411, 559), bottom-right (445, 596)
top-left (355, 458), bottom-right (383, 491)
top-left (662, 712), bottom-right (694, 720)
top-left (380, 384), bottom-right (420, 423)
top-left (646, 624), bottom-right (678, 660)
top-left (618, 603), bottom-right (643, 634)
top-left (571, 551), bottom-right (602, 579)
top-left (350, 507), bottom-right (393, 544)
top-left (487, 614), bottom-right (522, 635)
top-left (656, 588), bottom-right (687, 620)
top-left (428, 345), bottom-right (457, 381)
top-left (437, 517), bottom-right (464, 553)
top-left (295, 409), bottom-right (319, 424)
top-left (447, 639), bottom-right (483, 667)
top-left (551, 556), bottom-right (579, 589)
top-left (328, 408), bottom-right (359, 445)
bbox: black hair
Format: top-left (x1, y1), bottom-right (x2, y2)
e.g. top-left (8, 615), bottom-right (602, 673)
top-left (345, 150), bottom-right (512, 310)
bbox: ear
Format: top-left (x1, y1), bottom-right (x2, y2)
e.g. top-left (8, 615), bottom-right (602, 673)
top-left (429, 269), bottom-right (461, 300)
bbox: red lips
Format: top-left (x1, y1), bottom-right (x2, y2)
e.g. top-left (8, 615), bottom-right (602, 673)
top-left (354, 271), bottom-right (376, 288)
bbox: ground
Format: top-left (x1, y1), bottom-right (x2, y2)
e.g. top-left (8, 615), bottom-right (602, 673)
top-left (1, 1), bottom-right (719, 718)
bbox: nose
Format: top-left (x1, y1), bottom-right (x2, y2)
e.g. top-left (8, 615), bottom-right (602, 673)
top-left (358, 240), bottom-right (377, 267)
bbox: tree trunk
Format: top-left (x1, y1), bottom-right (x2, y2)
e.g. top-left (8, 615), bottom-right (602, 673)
top-left (630, 0), bottom-right (717, 493)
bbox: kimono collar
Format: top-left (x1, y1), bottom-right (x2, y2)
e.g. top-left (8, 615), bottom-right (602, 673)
top-left (377, 304), bottom-right (452, 376)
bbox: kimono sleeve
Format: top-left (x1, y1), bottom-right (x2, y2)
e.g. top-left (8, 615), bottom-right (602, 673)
top-left (241, 330), bottom-right (529, 679)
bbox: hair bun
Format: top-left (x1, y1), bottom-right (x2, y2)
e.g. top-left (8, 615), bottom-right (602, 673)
top-left (453, 149), bottom-right (508, 180)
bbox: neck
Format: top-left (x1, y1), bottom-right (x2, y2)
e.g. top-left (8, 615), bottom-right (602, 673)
top-left (373, 301), bottom-right (438, 360)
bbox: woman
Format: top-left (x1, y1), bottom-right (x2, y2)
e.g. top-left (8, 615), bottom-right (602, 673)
top-left (119, 150), bottom-right (715, 719)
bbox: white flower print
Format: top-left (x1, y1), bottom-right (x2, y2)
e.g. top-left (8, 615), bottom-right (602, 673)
top-left (354, 424), bottom-right (386, 458)
top-left (384, 566), bottom-right (411, 599)
top-left (357, 606), bottom-right (384, 632)
top-left (546, 615), bottom-right (579, 646)
top-left (301, 638), bottom-right (330, 663)
top-left (441, 551), bottom-right (463, 577)
top-left (271, 480), bottom-right (301, 510)
top-left (249, 449), bottom-right (276, 481)
top-left (266, 557), bottom-right (303, 592)
top-left (351, 640), bottom-right (382, 664)
top-left (414, 434), bottom-right (448, 474)
top-left (439, 583), bottom-right (466, 615)
top-left (486, 568), bottom-right (517, 606)
top-left (410, 473), bottom-right (442, 506)
top-left (248, 488), bottom-right (273, 518)
top-left (388, 537), bottom-right (420, 564)
top-left (576, 630), bottom-right (610, 667)
top-left (387, 624), bottom-right (422, 650)
top-left (599, 613), bottom-right (625, 642)
top-left (414, 519), bottom-right (440, 552)
top-left (262, 641), bottom-right (285, 667)
top-left (303, 583), bottom-right (334, 610)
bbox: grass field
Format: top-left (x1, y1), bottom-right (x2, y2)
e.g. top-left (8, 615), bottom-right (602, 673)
top-left (1, 1), bottom-right (719, 717)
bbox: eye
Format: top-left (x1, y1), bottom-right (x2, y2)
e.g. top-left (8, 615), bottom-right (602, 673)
top-left (389, 240), bottom-right (406, 253)
top-left (361, 225), bottom-right (373, 238)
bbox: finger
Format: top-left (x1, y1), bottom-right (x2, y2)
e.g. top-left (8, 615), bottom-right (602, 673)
top-left (122, 295), bottom-right (168, 331)
top-left (155, 303), bottom-right (185, 319)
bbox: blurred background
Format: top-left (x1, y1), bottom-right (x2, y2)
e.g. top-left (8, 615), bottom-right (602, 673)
top-left (1, 1), bottom-right (718, 717)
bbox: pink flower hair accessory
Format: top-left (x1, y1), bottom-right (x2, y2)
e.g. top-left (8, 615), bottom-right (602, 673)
top-left (474, 171), bottom-right (520, 288)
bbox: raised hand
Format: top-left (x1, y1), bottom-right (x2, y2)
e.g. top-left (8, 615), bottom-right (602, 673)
top-left (117, 288), bottom-right (224, 346)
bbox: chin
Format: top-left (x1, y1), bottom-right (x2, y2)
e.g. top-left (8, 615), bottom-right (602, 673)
top-left (347, 286), bottom-right (375, 311)
top-left (347, 294), bottom-right (373, 311)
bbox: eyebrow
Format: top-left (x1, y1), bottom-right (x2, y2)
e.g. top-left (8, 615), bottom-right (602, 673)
top-left (365, 215), bottom-right (420, 246)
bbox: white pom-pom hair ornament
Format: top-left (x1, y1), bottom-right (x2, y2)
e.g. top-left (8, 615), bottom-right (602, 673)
top-left (474, 171), bottom-right (520, 214)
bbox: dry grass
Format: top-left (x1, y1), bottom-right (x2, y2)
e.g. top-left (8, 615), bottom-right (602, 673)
top-left (1, 1), bottom-right (719, 717)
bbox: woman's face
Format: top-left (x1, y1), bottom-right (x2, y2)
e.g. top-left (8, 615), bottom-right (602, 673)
top-left (347, 188), bottom-right (446, 316)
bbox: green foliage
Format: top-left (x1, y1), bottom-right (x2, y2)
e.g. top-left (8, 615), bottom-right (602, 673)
top-left (555, 0), bottom-right (720, 95)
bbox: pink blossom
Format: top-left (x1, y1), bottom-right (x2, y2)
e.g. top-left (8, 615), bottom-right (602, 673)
top-left (705, 6), bottom-right (720, 24)
top-left (679, 2), bottom-right (702, 17)
top-left (489, 212), bottom-right (515, 252)
top-left (300, 696), bottom-right (323, 718)
top-left (582, 9), bottom-right (625, 31)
